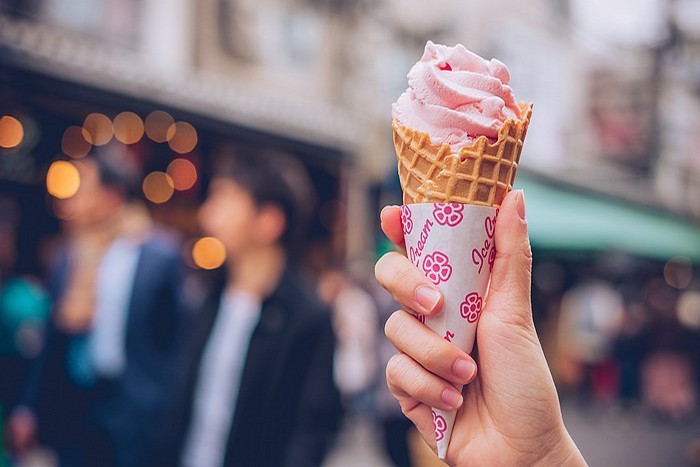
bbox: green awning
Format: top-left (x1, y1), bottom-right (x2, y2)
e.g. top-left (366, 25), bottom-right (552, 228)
top-left (514, 172), bottom-right (700, 261)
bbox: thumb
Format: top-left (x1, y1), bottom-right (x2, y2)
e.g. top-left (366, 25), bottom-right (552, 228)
top-left (486, 189), bottom-right (535, 331)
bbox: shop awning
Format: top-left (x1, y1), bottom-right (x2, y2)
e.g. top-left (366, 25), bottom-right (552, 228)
top-left (514, 172), bottom-right (700, 261)
top-left (0, 15), bottom-right (360, 154)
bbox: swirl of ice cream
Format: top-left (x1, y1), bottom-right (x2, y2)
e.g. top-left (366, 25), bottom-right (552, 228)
top-left (392, 41), bottom-right (522, 148)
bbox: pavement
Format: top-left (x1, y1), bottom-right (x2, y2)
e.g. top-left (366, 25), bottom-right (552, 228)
top-left (325, 403), bottom-right (700, 467)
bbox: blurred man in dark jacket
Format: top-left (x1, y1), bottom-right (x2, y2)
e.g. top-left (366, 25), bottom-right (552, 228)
top-left (7, 152), bottom-right (184, 467)
top-left (154, 146), bottom-right (342, 467)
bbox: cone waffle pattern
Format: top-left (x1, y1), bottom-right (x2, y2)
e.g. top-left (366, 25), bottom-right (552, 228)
top-left (394, 103), bottom-right (533, 207)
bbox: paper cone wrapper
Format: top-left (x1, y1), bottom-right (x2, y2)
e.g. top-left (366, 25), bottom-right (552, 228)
top-left (400, 203), bottom-right (497, 459)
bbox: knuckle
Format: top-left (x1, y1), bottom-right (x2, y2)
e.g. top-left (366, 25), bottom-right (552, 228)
top-left (384, 310), bottom-right (404, 341)
top-left (387, 354), bottom-right (436, 403)
top-left (376, 252), bottom-right (417, 293)
top-left (398, 401), bottom-right (413, 418)
top-left (521, 237), bottom-right (533, 266)
top-left (388, 263), bottom-right (411, 293)
top-left (386, 353), bottom-right (408, 389)
top-left (374, 253), bottom-right (391, 283)
top-left (411, 371), bottom-right (436, 400)
top-left (422, 338), bottom-right (446, 371)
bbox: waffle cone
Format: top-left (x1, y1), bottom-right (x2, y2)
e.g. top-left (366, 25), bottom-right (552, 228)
top-left (394, 103), bottom-right (533, 207)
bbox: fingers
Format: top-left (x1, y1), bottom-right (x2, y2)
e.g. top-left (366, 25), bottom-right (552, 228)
top-left (387, 353), bottom-right (465, 411)
top-left (488, 189), bottom-right (535, 329)
top-left (385, 310), bottom-right (477, 386)
top-left (380, 205), bottom-right (405, 250)
top-left (375, 252), bottom-right (443, 315)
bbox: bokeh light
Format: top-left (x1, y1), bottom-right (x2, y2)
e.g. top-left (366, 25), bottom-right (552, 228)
top-left (142, 171), bottom-right (174, 204)
top-left (145, 110), bottom-right (174, 143)
top-left (677, 291), bottom-right (700, 330)
top-left (113, 111), bottom-right (144, 145)
top-left (82, 113), bottom-right (113, 146)
top-left (663, 256), bottom-right (693, 289)
top-left (192, 237), bottom-right (226, 270)
top-left (0, 115), bottom-right (24, 149)
top-left (166, 122), bottom-right (198, 154)
top-left (46, 161), bottom-right (81, 199)
top-left (61, 126), bottom-right (92, 158)
top-left (167, 158), bottom-right (197, 191)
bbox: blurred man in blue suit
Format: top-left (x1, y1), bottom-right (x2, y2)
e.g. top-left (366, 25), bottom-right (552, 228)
top-left (7, 151), bottom-right (185, 467)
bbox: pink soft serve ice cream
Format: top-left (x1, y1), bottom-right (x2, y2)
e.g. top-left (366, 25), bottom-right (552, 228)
top-left (392, 41), bottom-right (522, 149)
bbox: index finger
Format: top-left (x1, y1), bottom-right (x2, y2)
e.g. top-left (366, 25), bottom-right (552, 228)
top-left (380, 205), bottom-right (406, 251)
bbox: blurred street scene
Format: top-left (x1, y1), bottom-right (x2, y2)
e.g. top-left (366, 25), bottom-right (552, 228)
top-left (1, 0), bottom-right (699, 466)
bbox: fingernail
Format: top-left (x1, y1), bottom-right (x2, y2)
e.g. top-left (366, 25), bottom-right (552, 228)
top-left (415, 286), bottom-right (441, 313)
top-left (441, 387), bottom-right (463, 409)
top-left (453, 358), bottom-right (476, 382)
top-left (516, 189), bottom-right (526, 220)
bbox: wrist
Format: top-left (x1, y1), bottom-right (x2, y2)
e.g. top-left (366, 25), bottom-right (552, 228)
top-left (533, 428), bottom-right (586, 467)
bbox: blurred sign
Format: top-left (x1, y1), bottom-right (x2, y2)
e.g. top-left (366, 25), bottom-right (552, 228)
top-left (571, 0), bottom-right (669, 48)
top-left (588, 67), bottom-right (655, 171)
top-left (205, 0), bottom-right (330, 100)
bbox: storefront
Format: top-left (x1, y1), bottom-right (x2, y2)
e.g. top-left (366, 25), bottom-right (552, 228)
top-left (0, 15), bottom-right (357, 277)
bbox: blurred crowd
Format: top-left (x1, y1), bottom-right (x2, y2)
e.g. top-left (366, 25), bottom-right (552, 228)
top-left (1, 147), bottom-right (345, 467)
top-left (535, 258), bottom-right (700, 421)
top-left (0, 144), bottom-right (698, 467)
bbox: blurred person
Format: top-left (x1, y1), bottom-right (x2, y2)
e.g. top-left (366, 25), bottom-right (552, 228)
top-left (6, 151), bottom-right (185, 467)
top-left (153, 147), bottom-right (342, 467)
top-left (375, 191), bottom-right (586, 465)
top-left (612, 300), bottom-right (649, 402)
top-left (0, 197), bottom-right (51, 409)
top-left (637, 279), bottom-right (699, 422)
top-left (642, 351), bottom-right (697, 422)
top-left (557, 281), bottom-right (625, 404)
top-left (317, 267), bottom-right (379, 411)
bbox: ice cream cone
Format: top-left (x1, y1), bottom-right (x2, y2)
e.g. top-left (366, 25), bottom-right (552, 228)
top-left (395, 104), bottom-right (533, 459)
top-left (391, 41), bottom-right (533, 460)
top-left (394, 103), bottom-right (533, 207)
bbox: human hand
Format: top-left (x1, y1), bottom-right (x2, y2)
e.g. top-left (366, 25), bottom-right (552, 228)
top-left (6, 407), bottom-right (37, 456)
top-left (375, 190), bottom-right (586, 466)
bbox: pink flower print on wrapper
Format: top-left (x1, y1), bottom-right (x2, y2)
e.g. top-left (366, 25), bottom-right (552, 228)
top-left (414, 312), bottom-right (426, 324)
top-left (400, 205), bottom-right (413, 235)
top-left (433, 203), bottom-right (464, 227)
top-left (432, 410), bottom-right (447, 442)
top-left (460, 292), bottom-right (483, 324)
top-left (444, 330), bottom-right (455, 342)
top-left (422, 251), bottom-right (453, 285)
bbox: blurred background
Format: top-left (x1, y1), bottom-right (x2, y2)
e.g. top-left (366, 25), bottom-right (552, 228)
top-left (0, 0), bottom-right (699, 466)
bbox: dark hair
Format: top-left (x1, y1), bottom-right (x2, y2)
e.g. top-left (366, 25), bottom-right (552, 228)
top-left (212, 144), bottom-right (317, 254)
top-left (88, 146), bottom-right (141, 201)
